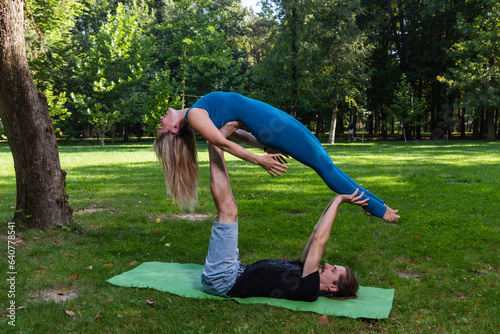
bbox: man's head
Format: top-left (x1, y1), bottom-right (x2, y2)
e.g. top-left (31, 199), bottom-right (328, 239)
top-left (318, 263), bottom-right (359, 299)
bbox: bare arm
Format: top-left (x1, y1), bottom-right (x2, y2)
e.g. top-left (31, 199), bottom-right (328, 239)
top-left (188, 108), bottom-right (287, 176)
top-left (301, 199), bottom-right (337, 263)
top-left (301, 189), bottom-right (369, 278)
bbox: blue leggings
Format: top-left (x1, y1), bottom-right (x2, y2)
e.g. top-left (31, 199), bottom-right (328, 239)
top-left (263, 120), bottom-right (386, 218)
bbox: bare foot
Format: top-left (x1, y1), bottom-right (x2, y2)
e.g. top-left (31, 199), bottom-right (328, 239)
top-left (382, 206), bottom-right (400, 222)
top-left (219, 121), bottom-right (245, 138)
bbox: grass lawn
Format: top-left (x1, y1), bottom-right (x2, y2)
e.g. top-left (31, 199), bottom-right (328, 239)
top-left (1, 140), bottom-right (499, 333)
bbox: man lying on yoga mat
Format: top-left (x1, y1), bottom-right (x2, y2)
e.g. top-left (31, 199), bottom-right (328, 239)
top-left (201, 124), bottom-right (368, 301)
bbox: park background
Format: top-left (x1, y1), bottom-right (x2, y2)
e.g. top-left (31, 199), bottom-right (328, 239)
top-left (1, 0), bottom-right (499, 143)
top-left (0, 0), bottom-right (499, 333)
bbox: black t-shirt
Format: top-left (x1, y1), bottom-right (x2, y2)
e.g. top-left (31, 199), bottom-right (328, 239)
top-left (227, 259), bottom-right (320, 302)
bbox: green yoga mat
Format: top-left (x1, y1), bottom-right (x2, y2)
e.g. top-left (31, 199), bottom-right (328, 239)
top-left (107, 262), bottom-right (394, 319)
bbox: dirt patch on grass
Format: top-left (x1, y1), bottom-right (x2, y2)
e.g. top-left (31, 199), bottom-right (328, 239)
top-left (157, 213), bottom-right (212, 222)
top-left (289, 211), bottom-right (306, 216)
top-left (393, 256), bottom-right (418, 264)
top-left (398, 272), bottom-right (423, 280)
top-left (31, 288), bottom-right (78, 302)
top-left (74, 207), bottom-right (108, 214)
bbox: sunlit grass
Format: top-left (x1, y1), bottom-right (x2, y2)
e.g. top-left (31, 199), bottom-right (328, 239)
top-left (0, 140), bottom-right (499, 333)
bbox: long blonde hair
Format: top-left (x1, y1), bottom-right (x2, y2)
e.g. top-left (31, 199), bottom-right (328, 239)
top-left (153, 126), bottom-right (199, 209)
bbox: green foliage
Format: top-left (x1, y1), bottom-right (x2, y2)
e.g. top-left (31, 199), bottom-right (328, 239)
top-left (86, 103), bottom-right (120, 146)
top-left (42, 85), bottom-right (71, 134)
top-left (25, 0), bottom-right (84, 67)
top-left (389, 74), bottom-right (426, 133)
top-left (160, 0), bottom-right (246, 99)
top-left (74, 2), bottom-right (157, 137)
top-left (360, 0), bottom-right (487, 136)
top-left (440, 1), bottom-right (500, 110)
top-left (20, 0), bottom-right (498, 140)
top-left (24, 0), bottom-right (84, 137)
top-left (142, 70), bottom-right (178, 133)
top-left (0, 140), bottom-right (499, 332)
top-left (256, 0), bottom-right (371, 137)
top-left (306, 0), bottom-right (372, 104)
top-left (254, 0), bottom-right (301, 108)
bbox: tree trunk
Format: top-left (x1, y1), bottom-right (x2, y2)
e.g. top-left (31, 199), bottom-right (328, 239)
top-left (496, 109), bottom-right (499, 139)
top-left (381, 110), bottom-right (387, 140)
top-left (122, 123), bottom-right (129, 142)
top-left (486, 109), bottom-right (496, 142)
top-left (460, 108), bottom-right (466, 139)
top-left (472, 115), bottom-right (479, 139)
top-left (479, 108), bottom-right (485, 139)
top-left (315, 113), bottom-right (322, 138)
top-left (338, 115), bottom-right (345, 138)
top-left (328, 103), bottom-right (338, 144)
top-left (111, 123), bottom-right (116, 145)
top-left (368, 114), bottom-right (373, 135)
top-left (290, 2), bottom-right (298, 118)
top-left (0, 0), bottom-right (72, 229)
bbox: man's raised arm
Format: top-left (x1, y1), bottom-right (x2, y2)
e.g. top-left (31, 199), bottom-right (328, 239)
top-left (301, 189), bottom-right (369, 277)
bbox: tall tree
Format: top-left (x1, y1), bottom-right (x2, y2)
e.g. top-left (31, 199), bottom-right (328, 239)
top-left (160, 0), bottom-right (245, 103)
top-left (441, 0), bottom-right (499, 141)
top-left (360, 0), bottom-right (484, 138)
top-left (257, 0), bottom-right (371, 143)
top-left (25, 0), bottom-right (83, 136)
top-left (389, 74), bottom-right (425, 141)
top-left (0, 0), bottom-right (72, 229)
top-left (305, 0), bottom-right (372, 144)
top-left (73, 2), bottom-right (156, 142)
top-left (257, 0), bottom-right (305, 115)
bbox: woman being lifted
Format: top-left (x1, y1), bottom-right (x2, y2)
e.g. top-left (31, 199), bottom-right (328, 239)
top-left (154, 92), bottom-right (399, 222)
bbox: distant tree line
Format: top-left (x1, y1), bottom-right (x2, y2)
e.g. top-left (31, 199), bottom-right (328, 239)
top-left (7, 0), bottom-right (499, 143)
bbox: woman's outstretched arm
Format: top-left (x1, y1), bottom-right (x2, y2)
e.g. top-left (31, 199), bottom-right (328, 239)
top-left (187, 108), bottom-right (287, 176)
top-left (220, 122), bottom-right (289, 165)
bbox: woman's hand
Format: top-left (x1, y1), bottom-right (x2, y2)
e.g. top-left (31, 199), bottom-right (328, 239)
top-left (219, 121), bottom-right (289, 168)
top-left (264, 147), bottom-right (290, 165)
top-left (257, 154), bottom-right (288, 177)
